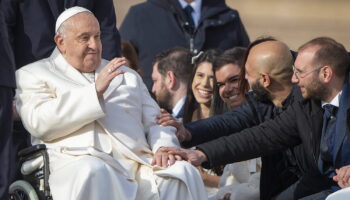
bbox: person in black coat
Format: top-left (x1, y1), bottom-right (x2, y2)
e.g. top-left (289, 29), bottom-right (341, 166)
top-left (164, 37), bottom-right (350, 199)
top-left (120, 0), bottom-right (250, 89)
top-left (159, 37), bottom-right (325, 199)
top-left (0, 8), bottom-right (16, 200)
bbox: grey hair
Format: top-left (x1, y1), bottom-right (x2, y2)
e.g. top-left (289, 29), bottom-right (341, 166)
top-left (56, 20), bottom-right (70, 38)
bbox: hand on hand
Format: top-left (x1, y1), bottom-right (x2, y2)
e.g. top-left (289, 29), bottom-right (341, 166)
top-left (95, 57), bottom-right (126, 98)
top-left (160, 147), bottom-right (207, 167)
top-left (333, 165), bottom-right (350, 188)
top-left (151, 147), bottom-right (182, 168)
top-left (156, 109), bottom-right (192, 142)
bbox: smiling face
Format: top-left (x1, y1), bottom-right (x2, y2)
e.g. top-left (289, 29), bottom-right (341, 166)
top-left (55, 12), bottom-right (102, 73)
top-left (191, 62), bottom-right (214, 106)
top-left (215, 63), bottom-right (244, 108)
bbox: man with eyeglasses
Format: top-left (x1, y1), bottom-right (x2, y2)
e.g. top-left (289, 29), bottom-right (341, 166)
top-left (158, 37), bottom-right (327, 200)
top-left (164, 37), bottom-right (350, 199)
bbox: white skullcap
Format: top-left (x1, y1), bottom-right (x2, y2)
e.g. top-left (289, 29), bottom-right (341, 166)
top-left (55, 6), bottom-right (92, 33)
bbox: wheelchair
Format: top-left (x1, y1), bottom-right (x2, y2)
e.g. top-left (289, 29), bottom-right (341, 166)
top-left (9, 144), bottom-right (52, 200)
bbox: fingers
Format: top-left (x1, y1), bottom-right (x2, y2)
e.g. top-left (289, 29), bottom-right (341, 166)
top-left (105, 57), bottom-right (126, 73)
top-left (168, 154), bottom-right (176, 166)
top-left (174, 155), bottom-right (182, 161)
top-left (96, 57), bottom-right (126, 97)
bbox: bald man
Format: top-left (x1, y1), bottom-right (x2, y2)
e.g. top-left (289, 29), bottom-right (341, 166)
top-left (158, 37), bottom-right (330, 199)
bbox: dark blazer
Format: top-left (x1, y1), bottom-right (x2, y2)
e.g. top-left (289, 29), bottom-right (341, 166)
top-left (197, 80), bottom-right (350, 198)
top-left (0, 9), bottom-right (15, 88)
top-left (1, 0), bottom-right (121, 69)
top-left (184, 86), bottom-right (305, 199)
top-left (120, 0), bottom-right (250, 89)
top-left (0, 8), bottom-right (16, 200)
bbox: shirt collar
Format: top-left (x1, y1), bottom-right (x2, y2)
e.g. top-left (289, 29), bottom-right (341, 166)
top-left (178, 0), bottom-right (202, 14)
top-left (172, 96), bottom-right (186, 118)
top-left (321, 91), bottom-right (342, 108)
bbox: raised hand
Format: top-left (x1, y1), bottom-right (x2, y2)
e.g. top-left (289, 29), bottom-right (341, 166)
top-left (157, 109), bottom-right (192, 142)
top-left (95, 57), bottom-right (126, 98)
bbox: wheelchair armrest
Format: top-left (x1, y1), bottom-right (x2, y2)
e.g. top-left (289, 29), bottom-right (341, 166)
top-left (18, 144), bottom-right (47, 157)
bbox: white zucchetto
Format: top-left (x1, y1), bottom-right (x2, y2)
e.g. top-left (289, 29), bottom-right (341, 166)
top-left (55, 6), bottom-right (92, 33)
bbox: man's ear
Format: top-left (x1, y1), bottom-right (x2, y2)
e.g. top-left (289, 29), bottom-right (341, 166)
top-left (54, 34), bottom-right (65, 54)
top-left (260, 73), bottom-right (271, 88)
top-left (321, 66), bottom-right (333, 83)
top-left (166, 71), bottom-right (177, 89)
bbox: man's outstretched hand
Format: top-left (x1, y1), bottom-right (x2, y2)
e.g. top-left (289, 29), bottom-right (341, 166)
top-left (160, 147), bottom-right (208, 167)
top-left (157, 109), bottom-right (192, 142)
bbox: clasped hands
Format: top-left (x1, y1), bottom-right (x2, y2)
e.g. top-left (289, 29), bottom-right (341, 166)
top-left (333, 165), bottom-right (350, 188)
top-left (151, 146), bottom-right (208, 168)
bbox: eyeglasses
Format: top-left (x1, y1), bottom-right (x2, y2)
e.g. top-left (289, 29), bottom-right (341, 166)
top-left (216, 75), bottom-right (240, 88)
top-left (292, 65), bottom-right (324, 79)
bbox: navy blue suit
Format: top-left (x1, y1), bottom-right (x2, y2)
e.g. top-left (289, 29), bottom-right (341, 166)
top-left (0, 8), bottom-right (16, 200)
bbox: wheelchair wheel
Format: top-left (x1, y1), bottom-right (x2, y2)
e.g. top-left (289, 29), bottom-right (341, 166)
top-left (9, 180), bottom-right (39, 200)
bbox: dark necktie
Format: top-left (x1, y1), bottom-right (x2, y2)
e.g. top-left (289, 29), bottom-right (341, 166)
top-left (319, 104), bottom-right (337, 176)
top-left (183, 5), bottom-right (195, 31)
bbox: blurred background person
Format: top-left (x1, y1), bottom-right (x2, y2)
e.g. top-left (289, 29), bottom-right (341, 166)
top-left (0, 8), bottom-right (16, 200)
top-left (121, 41), bottom-right (143, 77)
top-left (152, 47), bottom-right (193, 118)
top-left (120, 0), bottom-right (249, 89)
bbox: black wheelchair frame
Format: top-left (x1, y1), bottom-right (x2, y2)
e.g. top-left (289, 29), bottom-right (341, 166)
top-left (9, 144), bottom-right (52, 200)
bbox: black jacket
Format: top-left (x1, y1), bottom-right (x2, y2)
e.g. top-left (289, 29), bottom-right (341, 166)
top-left (120, 0), bottom-right (250, 88)
top-left (1, 0), bottom-right (121, 69)
top-left (197, 82), bottom-right (350, 198)
top-left (0, 9), bottom-right (15, 88)
top-left (185, 86), bottom-right (304, 199)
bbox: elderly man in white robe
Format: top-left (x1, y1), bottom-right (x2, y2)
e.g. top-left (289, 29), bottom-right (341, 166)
top-left (15, 6), bottom-right (207, 200)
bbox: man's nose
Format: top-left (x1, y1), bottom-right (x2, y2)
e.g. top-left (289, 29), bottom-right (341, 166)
top-left (88, 38), bottom-right (99, 49)
top-left (291, 73), bottom-right (299, 84)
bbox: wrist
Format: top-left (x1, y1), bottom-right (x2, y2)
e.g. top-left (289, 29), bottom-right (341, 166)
top-left (196, 149), bottom-right (207, 163)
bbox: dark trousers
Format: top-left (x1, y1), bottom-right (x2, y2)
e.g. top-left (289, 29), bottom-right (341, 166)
top-left (0, 87), bottom-right (15, 199)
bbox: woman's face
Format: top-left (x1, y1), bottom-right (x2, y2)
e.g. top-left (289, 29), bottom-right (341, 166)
top-left (191, 61), bottom-right (214, 106)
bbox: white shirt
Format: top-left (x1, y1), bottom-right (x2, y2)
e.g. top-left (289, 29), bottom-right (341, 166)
top-left (178, 0), bottom-right (202, 27)
top-left (172, 96), bottom-right (186, 118)
top-left (321, 91), bottom-right (342, 108)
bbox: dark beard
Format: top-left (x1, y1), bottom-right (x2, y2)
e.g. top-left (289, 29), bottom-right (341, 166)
top-left (251, 80), bottom-right (273, 103)
top-left (157, 89), bottom-right (173, 113)
top-left (304, 78), bottom-right (330, 100)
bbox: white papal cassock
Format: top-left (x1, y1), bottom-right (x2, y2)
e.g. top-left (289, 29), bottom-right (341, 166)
top-left (15, 48), bottom-right (208, 200)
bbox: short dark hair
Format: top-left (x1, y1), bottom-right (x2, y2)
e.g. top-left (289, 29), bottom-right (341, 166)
top-left (239, 36), bottom-right (277, 94)
top-left (298, 37), bottom-right (350, 78)
top-left (213, 47), bottom-right (246, 72)
top-left (155, 47), bottom-right (193, 84)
